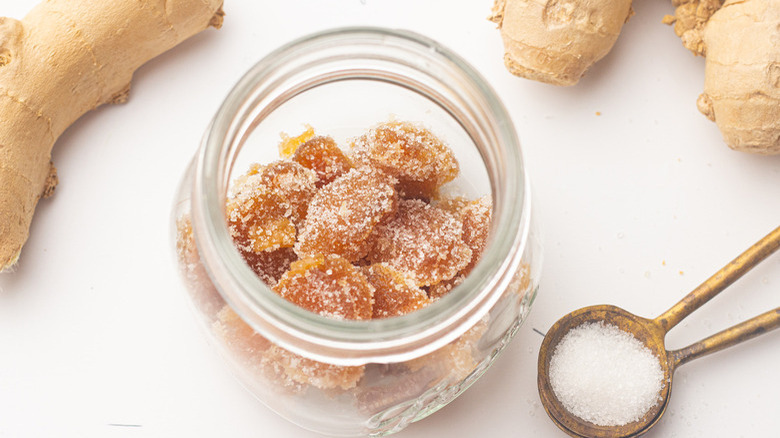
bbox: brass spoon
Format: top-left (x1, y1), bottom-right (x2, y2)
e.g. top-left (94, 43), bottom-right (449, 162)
top-left (537, 225), bottom-right (780, 438)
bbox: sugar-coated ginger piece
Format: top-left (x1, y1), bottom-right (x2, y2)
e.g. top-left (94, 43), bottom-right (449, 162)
top-left (214, 306), bottom-right (273, 357)
top-left (273, 254), bottom-right (375, 320)
top-left (278, 126), bottom-right (315, 158)
top-left (255, 161), bottom-right (319, 226)
top-left (459, 196), bottom-right (492, 274)
top-left (361, 263), bottom-right (431, 318)
top-left (176, 215), bottom-right (224, 318)
top-left (216, 305), bottom-right (356, 392)
top-left (292, 136), bottom-right (352, 187)
top-left (489, 0), bottom-right (633, 86)
top-left (434, 196), bottom-right (472, 215)
top-left (426, 196), bottom-right (491, 299)
top-left (351, 122), bottom-right (458, 199)
top-left (295, 167), bottom-right (398, 262)
top-left (435, 195), bottom-right (492, 275)
top-left (239, 247), bottom-right (298, 286)
top-left (263, 345), bottom-right (365, 390)
top-left (427, 275), bottom-right (465, 301)
top-left (368, 199), bottom-right (472, 287)
top-left (227, 161), bottom-right (318, 253)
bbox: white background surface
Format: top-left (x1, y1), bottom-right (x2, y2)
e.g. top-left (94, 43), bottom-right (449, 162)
top-left (2, 1), bottom-right (779, 437)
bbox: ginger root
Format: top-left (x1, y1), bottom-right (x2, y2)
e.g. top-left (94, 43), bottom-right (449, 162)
top-left (698, 0), bottom-right (780, 154)
top-left (662, 0), bottom-right (722, 56)
top-left (490, 0), bottom-right (780, 154)
top-left (0, 0), bottom-right (224, 270)
top-left (667, 0), bottom-right (780, 154)
top-left (489, 0), bottom-right (634, 86)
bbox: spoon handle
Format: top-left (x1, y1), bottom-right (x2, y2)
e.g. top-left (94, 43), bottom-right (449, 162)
top-left (668, 307), bottom-right (780, 368)
top-left (654, 225), bottom-right (780, 333)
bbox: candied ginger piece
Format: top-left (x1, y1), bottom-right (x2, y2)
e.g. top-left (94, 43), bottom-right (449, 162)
top-left (215, 294), bottom-right (365, 392)
top-left (255, 161), bottom-right (319, 226)
top-left (227, 161), bottom-right (318, 253)
top-left (361, 263), bottom-right (431, 318)
top-left (351, 121), bottom-right (458, 199)
top-left (278, 126), bottom-right (316, 158)
top-left (214, 306), bottom-right (272, 357)
top-left (427, 274), bottom-right (464, 301)
top-left (292, 136), bottom-right (352, 187)
top-left (435, 195), bottom-right (492, 275)
top-left (263, 345), bottom-right (365, 390)
top-left (239, 247), bottom-right (298, 286)
top-left (273, 254), bottom-right (375, 320)
top-left (295, 168), bottom-right (397, 262)
top-left (176, 215), bottom-right (224, 318)
top-left (229, 163), bottom-right (265, 196)
top-left (434, 196), bottom-right (472, 214)
top-left (368, 199), bottom-right (471, 286)
top-left (459, 195), bottom-right (492, 275)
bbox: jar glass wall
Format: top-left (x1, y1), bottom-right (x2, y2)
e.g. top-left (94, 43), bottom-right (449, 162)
top-left (172, 27), bottom-right (541, 436)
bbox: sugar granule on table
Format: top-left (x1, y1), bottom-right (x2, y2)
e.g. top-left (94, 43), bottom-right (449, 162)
top-left (549, 321), bottom-right (664, 427)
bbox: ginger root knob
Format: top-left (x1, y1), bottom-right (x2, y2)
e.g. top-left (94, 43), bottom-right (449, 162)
top-left (0, 0), bottom-right (224, 271)
top-left (490, 0), bottom-right (634, 86)
top-left (700, 0), bottom-right (780, 154)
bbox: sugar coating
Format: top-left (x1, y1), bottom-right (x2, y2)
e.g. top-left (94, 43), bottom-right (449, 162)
top-left (254, 161), bottom-right (319, 227)
top-left (273, 254), bottom-right (375, 320)
top-left (434, 196), bottom-right (472, 214)
top-left (427, 274), bottom-right (464, 301)
top-left (295, 167), bottom-right (398, 262)
top-left (368, 199), bottom-right (472, 287)
top-left (436, 195), bottom-right (492, 276)
top-left (549, 321), bottom-right (664, 427)
top-left (361, 263), bottom-right (431, 318)
top-left (351, 121), bottom-right (458, 199)
top-left (227, 161), bottom-right (318, 253)
top-left (459, 196), bottom-right (492, 274)
top-left (292, 136), bottom-right (352, 187)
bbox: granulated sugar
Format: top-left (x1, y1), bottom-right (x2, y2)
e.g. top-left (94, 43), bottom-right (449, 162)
top-left (549, 321), bottom-right (664, 426)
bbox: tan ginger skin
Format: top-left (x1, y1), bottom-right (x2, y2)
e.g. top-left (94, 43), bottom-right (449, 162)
top-left (0, 0), bottom-right (224, 270)
top-left (697, 0), bottom-right (780, 154)
top-left (489, 0), bottom-right (634, 86)
top-left (663, 0), bottom-right (721, 57)
top-left (666, 0), bottom-right (780, 154)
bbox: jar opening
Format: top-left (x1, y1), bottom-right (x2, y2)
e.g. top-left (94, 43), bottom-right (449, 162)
top-left (190, 27), bottom-right (529, 365)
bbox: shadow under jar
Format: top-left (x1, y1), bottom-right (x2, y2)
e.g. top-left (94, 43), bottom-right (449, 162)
top-left (172, 27), bottom-right (541, 437)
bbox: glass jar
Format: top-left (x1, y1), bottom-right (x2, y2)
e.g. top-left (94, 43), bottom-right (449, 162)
top-left (172, 27), bottom-right (540, 437)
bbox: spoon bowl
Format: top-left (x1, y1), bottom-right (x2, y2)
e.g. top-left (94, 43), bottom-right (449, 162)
top-left (538, 305), bottom-right (672, 438)
top-left (537, 225), bottom-right (780, 438)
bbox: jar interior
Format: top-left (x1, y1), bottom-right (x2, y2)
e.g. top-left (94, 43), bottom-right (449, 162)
top-left (230, 79), bottom-right (490, 199)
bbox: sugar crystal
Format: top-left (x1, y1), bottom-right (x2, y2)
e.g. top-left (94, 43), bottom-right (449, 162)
top-left (549, 321), bottom-right (664, 427)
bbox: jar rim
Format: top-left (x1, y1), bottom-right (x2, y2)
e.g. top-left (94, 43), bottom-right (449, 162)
top-left (190, 27), bottom-right (531, 365)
